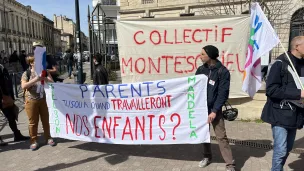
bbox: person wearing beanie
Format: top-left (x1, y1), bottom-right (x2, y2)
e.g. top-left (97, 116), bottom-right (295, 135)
top-left (195, 45), bottom-right (235, 171)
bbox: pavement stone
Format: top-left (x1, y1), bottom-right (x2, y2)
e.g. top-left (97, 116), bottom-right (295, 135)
top-left (1, 62), bottom-right (304, 171)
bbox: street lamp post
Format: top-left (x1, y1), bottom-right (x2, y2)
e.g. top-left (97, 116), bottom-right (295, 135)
top-left (75, 0), bottom-right (83, 84)
top-left (88, 5), bottom-right (93, 80)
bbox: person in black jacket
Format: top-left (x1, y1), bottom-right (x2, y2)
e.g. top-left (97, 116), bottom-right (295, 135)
top-left (19, 50), bottom-right (28, 71)
top-left (195, 45), bottom-right (235, 171)
top-left (0, 64), bottom-right (29, 143)
top-left (64, 49), bottom-right (74, 79)
top-left (261, 36), bottom-right (304, 171)
top-left (93, 53), bottom-right (109, 85)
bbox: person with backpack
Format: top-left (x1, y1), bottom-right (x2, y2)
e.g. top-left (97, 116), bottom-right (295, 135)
top-left (9, 51), bottom-right (19, 71)
top-left (21, 54), bottom-right (56, 151)
top-left (195, 45), bottom-right (235, 171)
top-left (0, 64), bottom-right (29, 143)
top-left (261, 36), bottom-right (304, 171)
top-left (64, 49), bottom-right (74, 79)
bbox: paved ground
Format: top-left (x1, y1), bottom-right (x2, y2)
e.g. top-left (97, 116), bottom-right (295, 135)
top-left (1, 62), bottom-right (304, 171)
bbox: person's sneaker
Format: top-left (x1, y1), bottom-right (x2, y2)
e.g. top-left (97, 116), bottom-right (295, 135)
top-left (47, 139), bottom-right (56, 146)
top-left (226, 167), bottom-right (235, 171)
top-left (30, 142), bottom-right (39, 151)
top-left (198, 158), bottom-right (211, 168)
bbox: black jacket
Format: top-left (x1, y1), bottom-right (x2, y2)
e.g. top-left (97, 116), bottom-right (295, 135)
top-left (261, 52), bottom-right (303, 129)
top-left (195, 60), bottom-right (230, 114)
top-left (93, 64), bottom-right (109, 85)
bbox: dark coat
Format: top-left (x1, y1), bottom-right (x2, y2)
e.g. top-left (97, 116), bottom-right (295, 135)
top-left (93, 64), bottom-right (109, 85)
top-left (261, 52), bottom-right (303, 129)
top-left (195, 60), bottom-right (230, 114)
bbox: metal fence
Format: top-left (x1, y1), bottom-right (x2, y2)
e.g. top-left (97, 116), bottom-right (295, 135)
top-left (10, 60), bottom-right (67, 99)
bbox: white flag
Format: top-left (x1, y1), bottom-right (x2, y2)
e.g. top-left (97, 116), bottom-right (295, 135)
top-left (242, 2), bottom-right (280, 97)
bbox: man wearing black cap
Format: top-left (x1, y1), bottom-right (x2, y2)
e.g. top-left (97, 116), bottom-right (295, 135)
top-left (195, 45), bottom-right (235, 171)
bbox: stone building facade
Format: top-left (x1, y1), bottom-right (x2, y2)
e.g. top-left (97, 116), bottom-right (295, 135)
top-left (53, 14), bottom-right (75, 52)
top-left (53, 28), bottom-right (61, 53)
top-left (43, 16), bottom-right (54, 53)
top-left (53, 14), bottom-right (88, 52)
top-left (0, 0), bottom-right (45, 56)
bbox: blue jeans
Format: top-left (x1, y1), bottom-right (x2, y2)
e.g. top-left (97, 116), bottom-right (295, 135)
top-left (271, 125), bottom-right (297, 171)
top-left (68, 65), bottom-right (73, 77)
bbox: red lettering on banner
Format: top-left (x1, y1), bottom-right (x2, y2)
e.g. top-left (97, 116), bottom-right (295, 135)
top-left (192, 29), bottom-right (202, 43)
top-left (161, 55), bottom-right (174, 73)
top-left (75, 115), bottom-right (82, 136)
top-left (132, 26), bottom-right (236, 45)
top-left (150, 30), bottom-right (161, 45)
top-left (236, 54), bottom-right (244, 73)
top-left (186, 56), bottom-right (195, 72)
top-left (226, 53), bottom-right (235, 71)
top-left (135, 116), bottom-right (145, 140)
top-left (222, 28), bottom-right (233, 42)
top-left (134, 31), bottom-right (145, 45)
top-left (66, 114), bottom-right (90, 136)
top-left (175, 56), bottom-right (186, 73)
top-left (122, 117), bottom-right (133, 140)
top-left (83, 116), bottom-right (90, 136)
top-left (94, 116), bottom-right (101, 138)
top-left (113, 116), bottom-right (122, 139)
top-left (202, 29), bottom-right (212, 42)
top-left (135, 58), bottom-right (145, 74)
top-left (65, 113), bottom-right (182, 141)
top-left (122, 58), bottom-right (132, 74)
top-left (120, 52), bottom-right (243, 75)
top-left (117, 99), bottom-right (122, 109)
top-left (174, 29), bottom-right (182, 44)
top-left (66, 113), bottom-right (75, 134)
top-left (150, 97), bottom-right (156, 109)
top-left (159, 115), bottom-right (166, 140)
top-left (148, 57), bottom-right (160, 73)
top-left (111, 99), bottom-right (117, 110)
top-left (148, 114), bottom-right (155, 140)
top-left (164, 30), bottom-right (173, 44)
top-left (183, 29), bottom-right (192, 43)
top-left (221, 51), bottom-right (244, 73)
top-left (102, 117), bottom-right (112, 138)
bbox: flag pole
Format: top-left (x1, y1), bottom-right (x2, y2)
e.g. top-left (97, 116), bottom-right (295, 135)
top-left (278, 41), bottom-right (304, 90)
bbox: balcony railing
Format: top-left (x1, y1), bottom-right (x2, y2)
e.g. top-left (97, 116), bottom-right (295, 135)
top-left (100, 0), bottom-right (117, 5)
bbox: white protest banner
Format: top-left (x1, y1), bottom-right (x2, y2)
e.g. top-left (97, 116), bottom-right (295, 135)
top-left (116, 16), bottom-right (250, 98)
top-left (45, 75), bottom-right (210, 144)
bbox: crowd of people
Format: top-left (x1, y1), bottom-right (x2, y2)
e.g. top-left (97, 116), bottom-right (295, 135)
top-left (1, 36), bottom-right (304, 171)
top-left (0, 42), bottom-right (109, 150)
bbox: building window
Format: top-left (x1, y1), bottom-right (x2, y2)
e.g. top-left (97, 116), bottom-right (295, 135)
top-left (24, 19), bottom-right (26, 34)
top-left (0, 11), bottom-right (2, 29)
top-left (32, 22), bottom-right (35, 37)
top-left (142, 0), bottom-right (154, 4)
top-left (16, 16), bottom-right (19, 32)
top-left (10, 14), bottom-right (13, 30)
